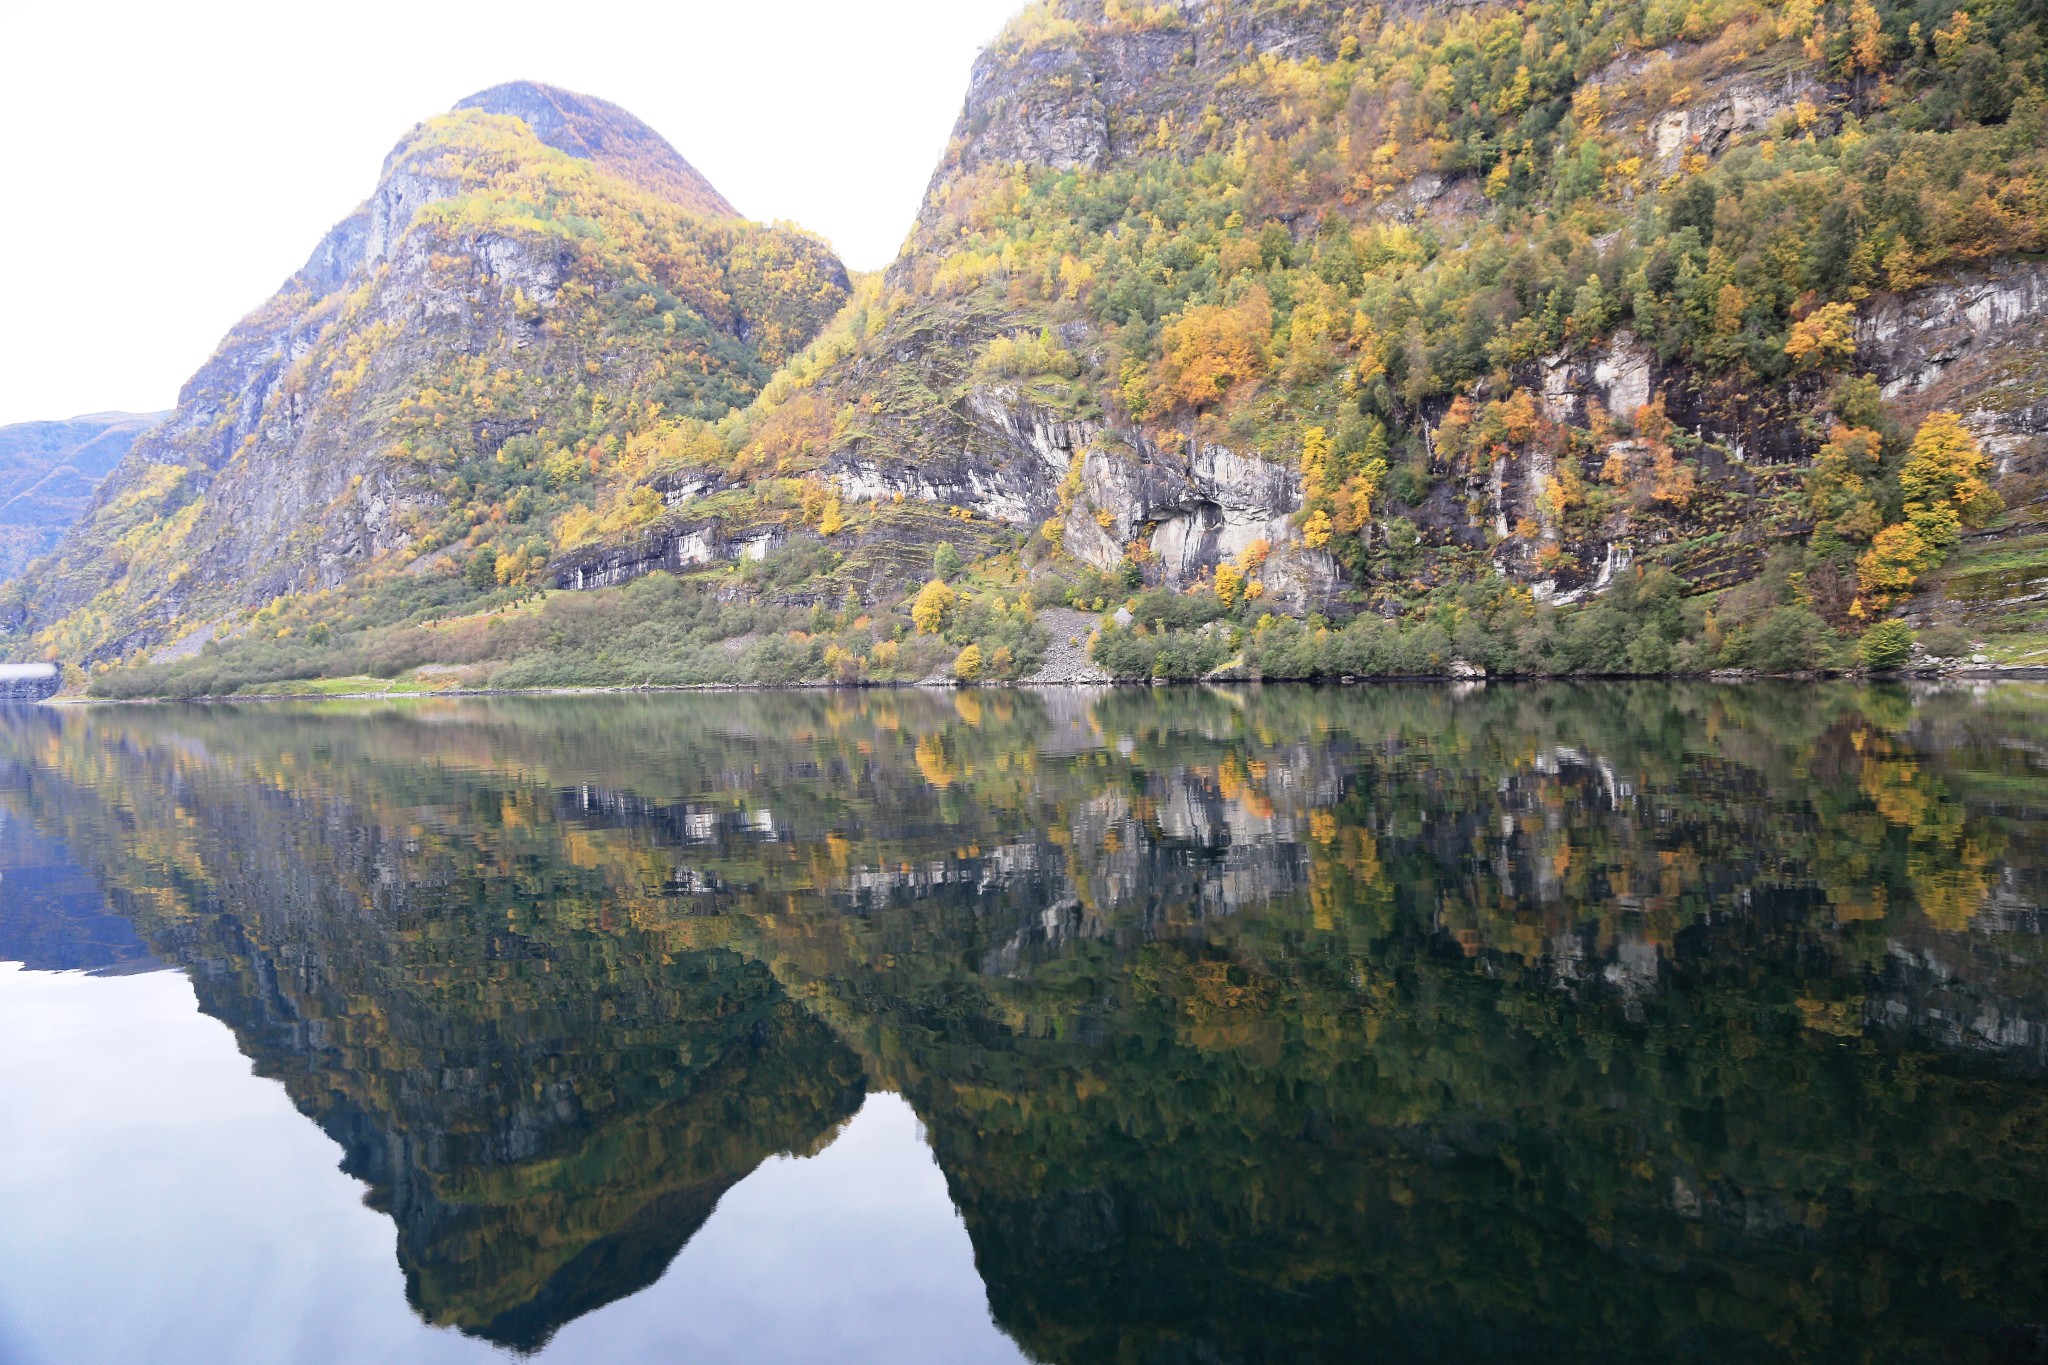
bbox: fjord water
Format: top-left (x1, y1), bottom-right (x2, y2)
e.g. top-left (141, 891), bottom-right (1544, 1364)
top-left (0, 685), bottom-right (2044, 1364)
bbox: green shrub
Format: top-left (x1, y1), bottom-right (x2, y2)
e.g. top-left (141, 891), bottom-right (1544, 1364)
top-left (1742, 607), bottom-right (1833, 674)
top-left (465, 546), bottom-right (499, 590)
top-left (1917, 624), bottom-right (1973, 659)
top-left (1091, 622), bottom-right (1235, 679)
top-left (1859, 620), bottom-right (1916, 671)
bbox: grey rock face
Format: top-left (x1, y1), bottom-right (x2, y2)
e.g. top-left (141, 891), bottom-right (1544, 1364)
top-left (918, 1), bottom-right (1337, 232)
top-left (1646, 71), bottom-right (1830, 173)
top-left (821, 388), bottom-right (1340, 612)
top-left (1860, 259), bottom-right (2048, 400)
top-left (1857, 258), bottom-right (2048, 481)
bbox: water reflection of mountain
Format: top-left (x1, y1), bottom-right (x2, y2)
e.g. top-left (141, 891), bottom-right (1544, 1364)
top-left (2, 683), bottom-right (2046, 1362)
top-left (0, 704), bottom-right (869, 1351)
top-left (0, 803), bottom-right (158, 974)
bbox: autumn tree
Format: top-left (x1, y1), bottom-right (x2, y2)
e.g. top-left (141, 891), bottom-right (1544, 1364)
top-left (1148, 287), bottom-right (1272, 414)
top-left (1898, 411), bottom-right (2001, 537)
top-left (1298, 423), bottom-right (1390, 559)
top-left (1214, 561), bottom-right (1246, 609)
top-left (1810, 423), bottom-right (1884, 556)
top-left (1859, 522), bottom-right (1944, 601)
top-left (1857, 413), bottom-right (2000, 604)
top-left (1806, 423), bottom-right (1886, 554)
top-left (1785, 302), bottom-right (1857, 373)
top-left (912, 579), bottom-right (958, 634)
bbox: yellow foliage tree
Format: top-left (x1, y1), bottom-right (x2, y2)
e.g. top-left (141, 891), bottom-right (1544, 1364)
top-left (1214, 561), bottom-right (1246, 609)
top-left (1848, 0), bottom-right (1887, 74)
top-left (822, 643), bottom-right (860, 683)
top-left (1300, 425), bottom-right (1336, 501)
top-left (798, 478), bottom-right (830, 524)
top-left (912, 579), bottom-right (958, 634)
top-left (1899, 410), bottom-right (2001, 536)
top-left (1859, 522), bottom-right (1941, 599)
top-left (1859, 411), bottom-right (2002, 603)
top-left (1713, 283), bottom-right (1747, 334)
top-left (1785, 302), bottom-right (1858, 372)
top-left (1331, 461), bottom-right (1388, 535)
top-left (1433, 396), bottom-right (1475, 460)
top-left (1650, 445), bottom-right (1696, 506)
top-left (953, 643), bottom-right (984, 681)
top-left (1302, 423), bottom-right (1386, 538)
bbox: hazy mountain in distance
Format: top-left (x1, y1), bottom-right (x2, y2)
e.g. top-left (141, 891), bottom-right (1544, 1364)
top-left (0, 412), bottom-right (166, 582)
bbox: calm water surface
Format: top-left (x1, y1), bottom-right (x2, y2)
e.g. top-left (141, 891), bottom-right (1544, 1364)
top-left (0, 683), bottom-right (2044, 1364)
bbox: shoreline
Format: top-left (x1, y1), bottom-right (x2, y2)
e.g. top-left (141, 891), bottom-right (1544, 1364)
top-left (39, 664), bottom-right (2048, 706)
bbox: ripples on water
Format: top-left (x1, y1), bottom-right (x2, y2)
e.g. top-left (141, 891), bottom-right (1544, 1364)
top-left (0, 682), bottom-right (2044, 1363)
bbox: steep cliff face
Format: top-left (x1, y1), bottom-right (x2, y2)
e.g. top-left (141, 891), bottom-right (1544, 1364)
top-left (796, 0), bottom-right (1373, 610)
top-left (4, 82), bottom-right (847, 664)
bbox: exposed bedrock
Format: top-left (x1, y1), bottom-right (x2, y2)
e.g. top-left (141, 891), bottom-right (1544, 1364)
top-left (825, 390), bottom-right (1342, 612)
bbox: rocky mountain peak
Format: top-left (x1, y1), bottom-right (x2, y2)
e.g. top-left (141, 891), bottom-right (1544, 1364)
top-left (453, 81), bottom-right (737, 218)
top-left (1, 76), bottom-right (845, 665)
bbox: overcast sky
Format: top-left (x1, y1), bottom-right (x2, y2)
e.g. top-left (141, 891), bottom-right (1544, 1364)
top-left (0, 0), bottom-right (1022, 426)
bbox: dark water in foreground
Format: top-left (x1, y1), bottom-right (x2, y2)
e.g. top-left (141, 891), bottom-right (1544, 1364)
top-left (1, 683), bottom-right (2046, 1364)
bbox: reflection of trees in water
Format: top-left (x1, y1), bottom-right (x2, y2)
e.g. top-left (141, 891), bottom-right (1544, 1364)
top-left (0, 704), bottom-right (869, 1351)
top-left (2, 682), bottom-right (2045, 1361)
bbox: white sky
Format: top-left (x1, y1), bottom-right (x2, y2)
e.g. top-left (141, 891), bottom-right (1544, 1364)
top-left (0, 0), bottom-right (1023, 427)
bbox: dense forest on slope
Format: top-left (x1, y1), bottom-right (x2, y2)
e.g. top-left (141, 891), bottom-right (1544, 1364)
top-left (6, 0), bottom-right (2047, 695)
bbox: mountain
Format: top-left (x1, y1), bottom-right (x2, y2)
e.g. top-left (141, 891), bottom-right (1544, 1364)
top-left (484, 0), bottom-right (2048, 678)
top-left (455, 82), bottom-right (738, 218)
top-left (0, 412), bottom-right (164, 582)
top-left (695, 0), bottom-right (2045, 662)
top-left (2, 80), bottom-right (847, 665)
top-left (22, 3), bottom-right (2048, 696)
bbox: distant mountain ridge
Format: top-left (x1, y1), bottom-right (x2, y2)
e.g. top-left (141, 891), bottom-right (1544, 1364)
top-left (0, 412), bottom-right (165, 583)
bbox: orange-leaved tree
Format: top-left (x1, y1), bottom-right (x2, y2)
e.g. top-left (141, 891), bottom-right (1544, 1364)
top-left (1148, 286), bottom-right (1272, 414)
